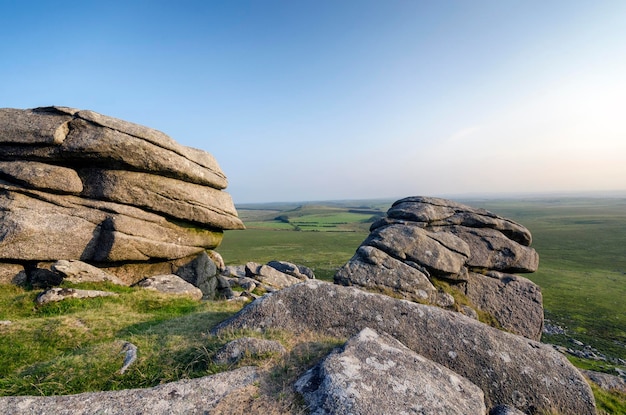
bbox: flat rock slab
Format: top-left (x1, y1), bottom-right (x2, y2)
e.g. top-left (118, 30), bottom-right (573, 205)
top-left (295, 327), bottom-right (486, 415)
top-left (35, 287), bottom-right (118, 305)
top-left (0, 107), bottom-right (229, 189)
top-left (212, 281), bottom-right (596, 415)
top-left (386, 196), bottom-right (533, 246)
top-left (135, 274), bottom-right (203, 300)
top-left (0, 366), bottom-right (259, 415)
top-left (52, 260), bottom-right (126, 285)
top-left (79, 169), bottom-right (242, 230)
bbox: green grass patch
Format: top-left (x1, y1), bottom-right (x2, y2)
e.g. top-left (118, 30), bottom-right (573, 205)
top-left (0, 285), bottom-right (244, 396)
top-left (590, 383), bottom-right (626, 415)
top-left (220, 228), bottom-right (368, 280)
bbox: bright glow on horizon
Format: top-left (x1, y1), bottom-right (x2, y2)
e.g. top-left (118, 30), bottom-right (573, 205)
top-left (1, 1), bottom-right (625, 203)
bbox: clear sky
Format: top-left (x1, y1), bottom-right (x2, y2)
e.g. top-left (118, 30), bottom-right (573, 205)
top-left (2, 1), bottom-right (625, 203)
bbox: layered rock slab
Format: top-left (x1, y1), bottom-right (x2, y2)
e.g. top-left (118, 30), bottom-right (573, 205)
top-left (213, 281), bottom-right (596, 415)
top-left (0, 366), bottom-right (259, 415)
top-left (0, 106), bottom-right (243, 267)
top-left (295, 327), bottom-right (486, 415)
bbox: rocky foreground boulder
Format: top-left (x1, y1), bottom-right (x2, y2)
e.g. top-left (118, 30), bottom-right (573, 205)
top-left (335, 196), bottom-right (543, 340)
top-left (0, 366), bottom-right (259, 415)
top-left (0, 106), bottom-right (244, 286)
top-left (213, 280), bottom-right (596, 415)
top-left (295, 327), bottom-right (486, 415)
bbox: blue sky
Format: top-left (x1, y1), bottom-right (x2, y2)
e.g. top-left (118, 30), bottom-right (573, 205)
top-left (2, 1), bottom-right (625, 203)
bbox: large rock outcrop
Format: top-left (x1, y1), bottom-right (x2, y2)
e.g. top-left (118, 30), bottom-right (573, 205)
top-left (212, 280), bottom-right (596, 415)
top-left (335, 196), bottom-right (543, 340)
top-left (0, 106), bottom-right (243, 283)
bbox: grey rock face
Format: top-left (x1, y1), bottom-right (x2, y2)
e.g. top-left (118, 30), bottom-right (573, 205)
top-left (456, 272), bottom-right (544, 340)
top-left (0, 186), bottom-right (222, 262)
top-left (135, 274), bottom-right (203, 300)
top-left (335, 245), bottom-right (436, 302)
top-left (174, 251), bottom-right (219, 299)
top-left (79, 169), bottom-right (242, 230)
top-left (213, 281), bottom-right (596, 415)
top-left (0, 366), bottom-right (259, 415)
top-left (0, 106), bottom-right (242, 269)
top-left (0, 161), bottom-right (83, 194)
top-left (213, 337), bottom-right (286, 365)
top-left (295, 327), bottom-right (486, 415)
top-left (335, 196), bottom-right (543, 340)
top-left (365, 223), bottom-right (471, 276)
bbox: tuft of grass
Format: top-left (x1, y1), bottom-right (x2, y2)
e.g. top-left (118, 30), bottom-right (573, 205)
top-left (590, 383), bottom-right (626, 415)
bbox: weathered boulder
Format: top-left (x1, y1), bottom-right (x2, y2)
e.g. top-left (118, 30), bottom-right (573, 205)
top-left (213, 337), bottom-right (286, 365)
top-left (35, 287), bottom-right (118, 305)
top-left (446, 226), bottom-right (539, 273)
top-left (295, 327), bottom-right (486, 415)
top-left (365, 223), bottom-right (471, 276)
top-left (335, 196), bottom-right (543, 340)
top-left (0, 366), bottom-right (259, 415)
top-left (582, 369), bottom-right (626, 393)
top-left (266, 260), bottom-right (315, 280)
top-left (0, 107), bottom-right (229, 188)
top-left (334, 245), bottom-right (436, 302)
top-left (98, 251), bottom-right (220, 287)
top-left (0, 106), bottom-right (243, 271)
top-left (135, 274), bottom-right (203, 300)
top-left (213, 281), bottom-right (596, 415)
top-left (245, 262), bottom-right (301, 289)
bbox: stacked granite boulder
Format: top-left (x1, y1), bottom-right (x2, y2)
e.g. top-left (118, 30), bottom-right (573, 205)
top-left (0, 106), bottom-right (243, 288)
top-left (335, 196), bottom-right (543, 340)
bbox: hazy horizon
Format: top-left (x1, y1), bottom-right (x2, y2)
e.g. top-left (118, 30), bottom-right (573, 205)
top-left (235, 189), bottom-right (626, 207)
top-left (2, 1), bottom-right (625, 204)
